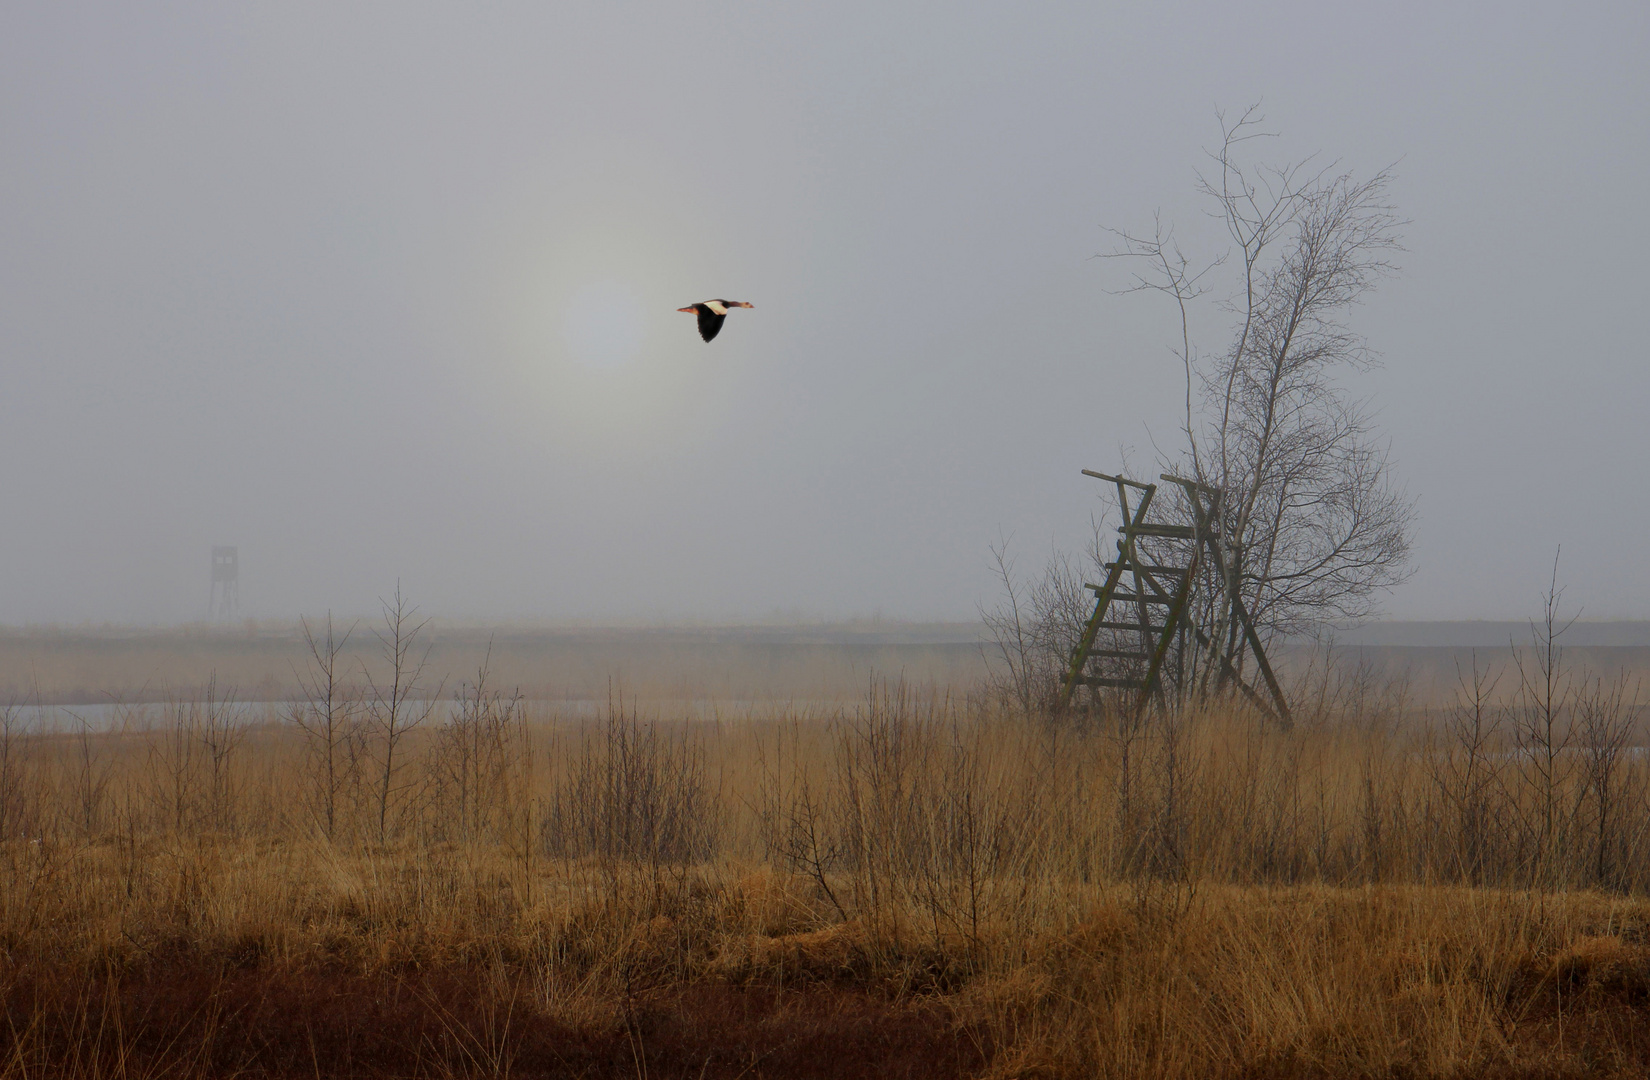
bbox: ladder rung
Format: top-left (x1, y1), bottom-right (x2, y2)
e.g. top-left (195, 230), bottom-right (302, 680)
top-left (1079, 676), bottom-right (1144, 689)
top-left (1096, 621), bottom-right (1167, 633)
top-left (1090, 649), bottom-right (1150, 660)
top-left (1121, 523), bottom-right (1196, 539)
top-left (1105, 562), bottom-right (1189, 577)
top-left (1086, 582), bottom-right (1174, 602)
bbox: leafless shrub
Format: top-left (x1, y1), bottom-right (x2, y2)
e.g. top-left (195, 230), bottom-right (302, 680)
top-left (1430, 654), bottom-right (1508, 884)
top-left (756, 716), bottom-right (849, 920)
top-left (980, 540), bottom-right (1041, 715)
top-left (542, 693), bottom-right (717, 875)
top-left (62, 707), bottom-right (116, 839)
top-left (980, 540), bottom-right (1094, 716)
top-left (141, 680), bottom-right (242, 835)
top-left (0, 702), bottom-right (39, 841)
top-left (364, 586), bottom-right (441, 843)
top-left (196, 679), bottom-right (245, 833)
top-left (291, 613), bottom-right (363, 841)
top-left (1577, 672), bottom-right (1639, 888)
top-left (147, 694), bottom-right (204, 835)
top-left (762, 682), bottom-right (1069, 944)
top-left (428, 649), bottom-right (528, 847)
top-left (1508, 557), bottom-right (1581, 886)
top-left (910, 711), bottom-right (1053, 949)
top-left (832, 680), bottom-right (935, 923)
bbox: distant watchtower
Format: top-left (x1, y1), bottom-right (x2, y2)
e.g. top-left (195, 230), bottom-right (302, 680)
top-left (209, 546), bottom-right (239, 621)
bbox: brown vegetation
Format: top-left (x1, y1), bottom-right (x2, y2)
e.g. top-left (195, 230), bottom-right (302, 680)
top-left (4, 642), bottom-right (1650, 1077)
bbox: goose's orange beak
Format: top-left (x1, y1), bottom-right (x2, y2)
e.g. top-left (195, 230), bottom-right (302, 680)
top-left (677, 306), bottom-right (696, 313)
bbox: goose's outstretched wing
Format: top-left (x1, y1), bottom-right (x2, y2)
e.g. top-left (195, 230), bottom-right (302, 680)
top-left (697, 307), bottom-right (727, 342)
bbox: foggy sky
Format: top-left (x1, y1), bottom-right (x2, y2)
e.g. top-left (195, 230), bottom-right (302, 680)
top-left (2, 1), bottom-right (1646, 625)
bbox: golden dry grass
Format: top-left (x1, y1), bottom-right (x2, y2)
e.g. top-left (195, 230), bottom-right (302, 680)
top-left (5, 678), bottom-right (1650, 1077)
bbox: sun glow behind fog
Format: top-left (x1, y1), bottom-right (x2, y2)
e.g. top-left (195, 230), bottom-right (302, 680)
top-left (490, 200), bottom-right (734, 451)
top-left (560, 280), bottom-right (645, 370)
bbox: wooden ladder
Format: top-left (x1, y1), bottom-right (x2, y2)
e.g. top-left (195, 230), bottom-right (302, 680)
top-left (1057, 471), bottom-right (1292, 725)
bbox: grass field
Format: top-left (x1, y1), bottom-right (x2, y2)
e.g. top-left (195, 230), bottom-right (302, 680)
top-left (5, 640), bottom-right (1650, 1077)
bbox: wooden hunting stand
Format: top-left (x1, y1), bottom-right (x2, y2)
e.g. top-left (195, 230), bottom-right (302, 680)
top-left (1057, 470), bottom-right (1292, 726)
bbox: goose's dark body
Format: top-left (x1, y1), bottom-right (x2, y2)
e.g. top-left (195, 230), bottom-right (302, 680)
top-left (677, 299), bottom-right (753, 342)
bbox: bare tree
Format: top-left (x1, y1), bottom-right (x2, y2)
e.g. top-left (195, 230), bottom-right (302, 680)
top-left (1577, 671), bottom-right (1637, 887)
top-left (196, 677), bottom-right (246, 833)
top-left (981, 539), bottom-right (1092, 715)
top-left (364, 586), bottom-right (440, 843)
top-left (981, 540), bottom-right (1039, 714)
top-left (291, 613), bottom-right (360, 841)
top-left (1108, 107), bottom-right (1415, 677)
top-left (1508, 554), bottom-right (1580, 886)
top-left (147, 695), bottom-right (203, 835)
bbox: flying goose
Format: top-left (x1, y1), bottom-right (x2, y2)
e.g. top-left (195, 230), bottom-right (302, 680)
top-left (677, 299), bottom-right (754, 342)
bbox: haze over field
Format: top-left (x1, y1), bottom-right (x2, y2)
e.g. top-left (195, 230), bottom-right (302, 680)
top-left (2, 2), bottom-right (1646, 625)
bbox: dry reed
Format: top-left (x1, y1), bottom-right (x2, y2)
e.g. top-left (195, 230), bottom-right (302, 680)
top-left (3, 657), bottom-right (1650, 1077)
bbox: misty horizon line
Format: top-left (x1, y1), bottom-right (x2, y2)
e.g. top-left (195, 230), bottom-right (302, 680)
top-left (5, 615), bottom-right (1650, 635)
